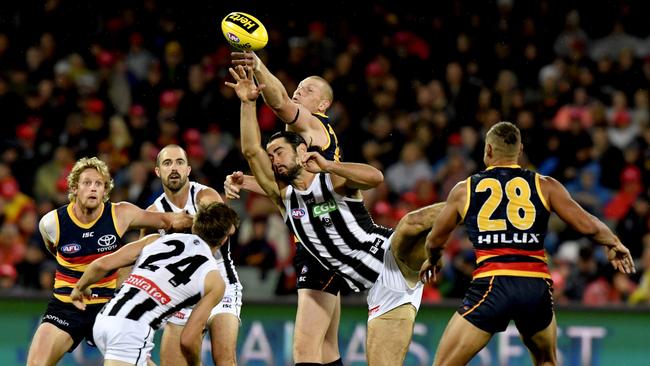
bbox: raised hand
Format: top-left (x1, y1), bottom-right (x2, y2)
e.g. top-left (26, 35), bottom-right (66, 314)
top-left (301, 151), bottom-right (331, 174)
top-left (224, 171), bottom-right (244, 200)
top-left (225, 65), bottom-right (265, 103)
top-left (231, 51), bottom-right (260, 71)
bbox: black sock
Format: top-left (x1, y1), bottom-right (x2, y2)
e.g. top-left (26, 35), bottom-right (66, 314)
top-left (324, 359), bottom-right (343, 366)
top-left (295, 363), bottom-right (323, 366)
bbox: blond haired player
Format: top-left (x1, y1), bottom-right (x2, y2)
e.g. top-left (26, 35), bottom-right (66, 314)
top-left (27, 157), bottom-right (192, 366)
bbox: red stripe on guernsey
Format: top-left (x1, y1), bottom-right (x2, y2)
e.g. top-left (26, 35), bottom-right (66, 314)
top-left (124, 274), bottom-right (171, 305)
top-left (475, 248), bottom-right (545, 260)
top-left (473, 261), bottom-right (550, 277)
top-left (55, 272), bottom-right (79, 284)
top-left (55, 271), bottom-right (117, 285)
top-left (60, 251), bottom-right (110, 264)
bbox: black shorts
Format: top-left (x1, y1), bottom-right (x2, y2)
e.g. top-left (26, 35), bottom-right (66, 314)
top-left (458, 276), bottom-right (554, 337)
top-left (41, 297), bottom-right (105, 352)
top-left (293, 242), bottom-right (349, 295)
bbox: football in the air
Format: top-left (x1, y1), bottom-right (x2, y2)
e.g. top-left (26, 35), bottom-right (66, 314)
top-left (221, 12), bottom-right (268, 51)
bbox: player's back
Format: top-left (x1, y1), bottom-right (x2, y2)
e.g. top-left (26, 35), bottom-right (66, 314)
top-left (100, 233), bottom-right (219, 330)
top-left (463, 165), bottom-right (551, 280)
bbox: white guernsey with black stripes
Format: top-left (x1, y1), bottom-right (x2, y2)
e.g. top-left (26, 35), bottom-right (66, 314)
top-left (101, 233), bottom-right (217, 328)
top-left (152, 182), bottom-right (240, 286)
top-left (283, 173), bottom-right (394, 292)
top-left (152, 181), bottom-right (243, 325)
top-left (93, 233), bottom-right (219, 365)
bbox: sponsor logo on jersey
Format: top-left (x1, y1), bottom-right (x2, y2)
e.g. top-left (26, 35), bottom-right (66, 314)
top-left (60, 243), bottom-right (81, 254)
top-left (301, 265), bottom-right (308, 274)
top-left (97, 234), bottom-right (117, 247)
top-left (173, 311), bottom-right (185, 319)
top-left (291, 208), bottom-right (306, 219)
top-left (124, 274), bottom-right (171, 305)
top-left (312, 199), bottom-right (337, 217)
top-left (82, 231), bottom-right (94, 238)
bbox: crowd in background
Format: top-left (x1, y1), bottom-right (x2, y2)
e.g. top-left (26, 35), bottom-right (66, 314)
top-left (0, 0), bottom-right (649, 306)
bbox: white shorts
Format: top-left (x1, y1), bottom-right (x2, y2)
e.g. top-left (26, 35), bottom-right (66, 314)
top-left (93, 313), bottom-right (154, 366)
top-left (167, 282), bottom-right (242, 326)
top-left (366, 238), bottom-right (424, 322)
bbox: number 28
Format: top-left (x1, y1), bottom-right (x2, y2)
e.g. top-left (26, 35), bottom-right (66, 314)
top-left (476, 177), bottom-right (536, 232)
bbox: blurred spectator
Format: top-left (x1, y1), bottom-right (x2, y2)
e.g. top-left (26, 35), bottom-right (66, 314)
top-left (235, 215), bottom-right (278, 279)
top-left (385, 142), bottom-right (433, 195)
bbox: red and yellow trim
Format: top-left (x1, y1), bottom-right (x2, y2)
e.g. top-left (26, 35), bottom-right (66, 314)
top-left (67, 203), bottom-right (105, 229)
top-left (473, 262), bottom-right (551, 280)
top-left (475, 248), bottom-right (547, 265)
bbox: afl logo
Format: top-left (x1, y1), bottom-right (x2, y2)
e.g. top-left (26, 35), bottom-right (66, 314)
top-left (61, 243), bottom-right (81, 254)
top-left (97, 234), bottom-right (117, 247)
top-left (291, 208), bottom-right (305, 219)
top-left (226, 32), bottom-right (240, 43)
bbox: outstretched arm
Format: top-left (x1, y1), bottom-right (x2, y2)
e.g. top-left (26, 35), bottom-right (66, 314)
top-left (115, 201), bottom-right (193, 236)
top-left (225, 66), bottom-right (283, 208)
top-left (301, 151), bottom-right (383, 190)
top-left (420, 181), bottom-right (466, 284)
top-left (231, 51), bottom-right (323, 136)
top-left (71, 234), bottom-right (160, 310)
top-left (224, 172), bottom-right (267, 199)
top-left (541, 175), bottom-right (635, 274)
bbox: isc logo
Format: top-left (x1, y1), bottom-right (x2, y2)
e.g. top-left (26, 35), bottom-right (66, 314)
top-left (82, 232), bottom-right (94, 238)
top-left (225, 13), bottom-right (259, 33)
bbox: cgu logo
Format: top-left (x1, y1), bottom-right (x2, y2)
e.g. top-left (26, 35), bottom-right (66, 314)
top-left (60, 243), bottom-right (81, 254)
top-left (312, 200), bottom-right (337, 217)
top-left (225, 13), bottom-right (260, 33)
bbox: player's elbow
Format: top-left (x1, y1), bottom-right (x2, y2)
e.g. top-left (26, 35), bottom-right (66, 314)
top-left (241, 146), bottom-right (261, 160)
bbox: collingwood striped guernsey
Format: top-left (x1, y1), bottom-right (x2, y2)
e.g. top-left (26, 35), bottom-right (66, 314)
top-left (283, 173), bottom-right (394, 292)
top-left (100, 233), bottom-right (219, 329)
top-left (152, 181), bottom-right (240, 286)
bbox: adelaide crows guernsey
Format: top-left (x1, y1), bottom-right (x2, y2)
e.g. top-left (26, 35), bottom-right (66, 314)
top-left (463, 165), bottom-right (551, 280)
top-left (48, 203), bottom-right (124, 304)
top-left (284, 173), bottom-right (393, 292)
top-left (312, 113), bottom-right (341, 162)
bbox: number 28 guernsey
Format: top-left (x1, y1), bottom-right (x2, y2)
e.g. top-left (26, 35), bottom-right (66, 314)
top-left (462, 165), bottom-right (551, 280)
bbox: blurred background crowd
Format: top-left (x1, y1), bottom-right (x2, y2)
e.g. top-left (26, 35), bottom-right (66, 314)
top-left (0, 0), bottom-right (649, 307)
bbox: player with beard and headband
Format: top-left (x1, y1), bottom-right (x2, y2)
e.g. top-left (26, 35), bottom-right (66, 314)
top-left (27, 157), bottom-right (193, 366)
top-left (228, 65), bottom-right (446, 365)
top-left (226, 51), bottom-right (345, 366)
top-left (144, 144), bottom-right (242, 366)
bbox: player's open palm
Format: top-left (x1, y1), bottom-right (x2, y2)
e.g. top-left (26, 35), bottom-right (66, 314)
top-left (231, 51), bottom-right (260, 71)
top-left (225, 65), bottom-right (265, 102)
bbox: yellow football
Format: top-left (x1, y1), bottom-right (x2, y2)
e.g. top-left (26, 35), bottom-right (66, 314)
top-left (221, 12), bottom-right (268, 51)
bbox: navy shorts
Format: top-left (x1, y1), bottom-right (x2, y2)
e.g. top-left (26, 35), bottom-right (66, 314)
top-left (293, 243), bottom-right (349, 295)
top-left (41, 297), bottom-right (105, 351)
top-left (458, 276), bottom-right (554, 337)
